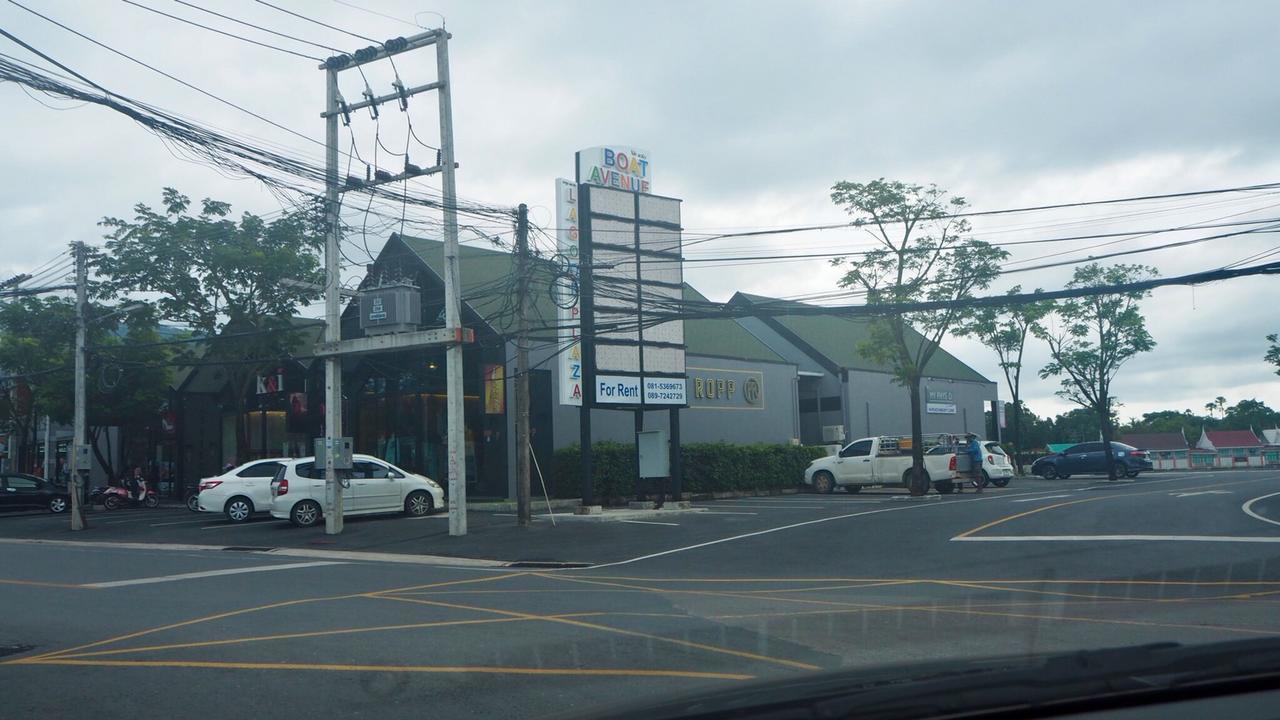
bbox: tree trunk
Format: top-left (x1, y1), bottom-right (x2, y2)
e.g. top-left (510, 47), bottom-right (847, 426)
top-left (1099, 398), bottom-right (1118, 481)
top-left (908, 376), bottom-right (928, 495)
top-left (90, 426), bottom-right (115, 482)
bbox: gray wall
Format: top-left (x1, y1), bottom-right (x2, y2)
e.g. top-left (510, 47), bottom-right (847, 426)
top-left (734, 316), bottom-right (844, 443)
top-left (844, 369), bottom-right (997, 439)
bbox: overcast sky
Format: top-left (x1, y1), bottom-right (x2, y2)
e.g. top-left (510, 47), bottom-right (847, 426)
top-left (2, 0), bottom-right (1279, 423)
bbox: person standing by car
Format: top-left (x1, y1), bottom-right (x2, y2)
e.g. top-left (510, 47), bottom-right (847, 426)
top-left (966, 433), bottom-right (985, 491)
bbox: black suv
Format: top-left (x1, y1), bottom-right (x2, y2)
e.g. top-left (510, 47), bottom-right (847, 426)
top-left (1032, 441), bottom-right (1153, 479)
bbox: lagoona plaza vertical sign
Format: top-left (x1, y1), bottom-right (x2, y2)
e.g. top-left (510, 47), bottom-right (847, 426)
top-left (556, 147), bottom-right (655, 405)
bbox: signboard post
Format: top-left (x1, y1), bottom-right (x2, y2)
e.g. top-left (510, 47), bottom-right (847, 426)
top-left (567, 145), bottom-right (687, 506)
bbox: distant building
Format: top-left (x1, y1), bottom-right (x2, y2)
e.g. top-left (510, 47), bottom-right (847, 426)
top-left (1193, 429), bottom-right (1266, 469)
top-left (1119, 431), bottom-right (1189, 470)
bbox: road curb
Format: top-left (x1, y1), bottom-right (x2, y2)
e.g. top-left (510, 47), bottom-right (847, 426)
top-left (0, 537), bottom-right (511, 569)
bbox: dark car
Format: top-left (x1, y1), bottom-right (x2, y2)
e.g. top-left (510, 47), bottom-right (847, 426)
top-left (0, 473), bottom-right (71, 513)
top-left (1032, 441), bottom-right (1154, 479)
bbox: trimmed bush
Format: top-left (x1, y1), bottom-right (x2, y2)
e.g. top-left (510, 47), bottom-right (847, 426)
top-left (552, 442), bottom-right (827, 504)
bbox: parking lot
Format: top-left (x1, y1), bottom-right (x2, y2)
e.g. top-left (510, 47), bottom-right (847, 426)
top-left (3, 472), bottom-right (1277, 568)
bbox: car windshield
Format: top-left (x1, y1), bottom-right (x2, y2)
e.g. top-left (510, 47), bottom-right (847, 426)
top-left (4, 4), bottom-right (1280, 719)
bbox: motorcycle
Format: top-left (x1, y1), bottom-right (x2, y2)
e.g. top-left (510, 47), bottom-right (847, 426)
top-left (101, 481), bottom-right (160, 510)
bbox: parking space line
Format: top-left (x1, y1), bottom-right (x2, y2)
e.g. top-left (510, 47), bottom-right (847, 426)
top-left (1010, 494), bottom-right (1073, 503)
top-left (695, 511), bottom-right (759, 515)
top-left (83, 561), bottom-right (346, 589)
top-left (150, 519), bottom-right (214, 527)
top-left (619, 520), bottom-right (679, 526)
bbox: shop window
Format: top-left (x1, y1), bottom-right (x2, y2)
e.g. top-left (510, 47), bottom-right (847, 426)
top-left (819, 396), bottom-right (843, 412)
top-left (798, 398), bottom-right (819, 413)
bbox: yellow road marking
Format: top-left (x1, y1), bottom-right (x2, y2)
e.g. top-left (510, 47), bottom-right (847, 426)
top-left (582, 575), bottom-right (1280, 586)
top-left (735, 580), bottom-right (919, 595)
top-left (544, 574), bottom-right (1280, 639)
top-left (954, 477), bottom-right (1273, 539)
top-left (0, 578), bottom-right (92, 589)
top-left (12, 658), bottom-right (754, 680)
top-left (49, 613), bottom-right (604, 660)
top-left (17, 572), bottom-right (531, 664)
top-left (366, 571), bottom-right (530, 596)
top-left (373, 592), bottom-right (822, 671)
top-left (953, 497), bottom-right (1103, 538)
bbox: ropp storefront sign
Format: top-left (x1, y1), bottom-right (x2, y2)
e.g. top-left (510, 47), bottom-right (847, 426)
top-left (688, 368), bottom-right (764, 410)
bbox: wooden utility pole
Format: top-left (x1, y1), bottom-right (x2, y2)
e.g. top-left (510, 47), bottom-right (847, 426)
top-left (515, 204), bottom-right (531, 526)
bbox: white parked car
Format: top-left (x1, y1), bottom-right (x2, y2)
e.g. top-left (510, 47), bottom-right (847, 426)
top-left (928, 441), bottom-right (1014, 487)
top-left (269, 454), bottom-right (443, 527)
top-left (804, 435), bottom-right (961, 494)
top-left (196, 458), bottom-right (289, 523)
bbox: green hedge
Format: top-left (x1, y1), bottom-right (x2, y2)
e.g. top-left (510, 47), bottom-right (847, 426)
top-left (551, 442), bottom-right (828, 503)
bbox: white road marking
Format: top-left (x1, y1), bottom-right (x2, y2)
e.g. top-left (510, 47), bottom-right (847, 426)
top-left (695, 511), bottom-right (759, 515)
top-left (619, 520), bottom-right (680, 526)
top-left (1242, 491), bottom-right (1280, 528)
top-left (1171, 490), bottom-right (1233, 498)
top-left (696, 503), bottom-right (827, 510)
top-left (890, 495), bottom-right (942, 501)
top-left (83, 561), bottom-right (346, 588)
top-left (952, 535), bottom-right (1280, 543)
top-left (1010, 495), bottom-right (1073, 503)
top-left (589, 490), bottom-right (1049, 569)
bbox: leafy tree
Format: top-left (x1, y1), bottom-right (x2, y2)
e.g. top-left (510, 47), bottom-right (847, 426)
top-left (1204, 395), bottom-right (1227, 419)
top-left (0, 296), bottom-right (171, 478)
top-left (96, 189), bottom-right (322, 458)
top-left (1035, 263), bottom-right (1157, 480)
top-left (831, 179), bottom-right (1010, 494)
top-left (1222, 398), bottom-right (1280, 432)
top-left (1121, 409), bottom-right (1203, 436)
top-left (955, 286), bottom-right (1052, 474)
top-left (1266, 333), bottom-right (1280, 376)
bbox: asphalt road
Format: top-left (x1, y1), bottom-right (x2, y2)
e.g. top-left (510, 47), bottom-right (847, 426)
top-left (2, 470), bottom-right (1279, 719)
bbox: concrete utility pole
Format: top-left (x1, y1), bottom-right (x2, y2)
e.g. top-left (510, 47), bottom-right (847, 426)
top-left (42, 415), bottom-right (52, 482)
top-left (317, 28), bottom-right (469, 534)
top-left (70, 242), bottom-right (87, 530)
top-left (514, 204), bottom-right (531, 526)
top-left (436, 31), bottom-right (468, 536)
top-left (322, 64), bottom-right (345, 535)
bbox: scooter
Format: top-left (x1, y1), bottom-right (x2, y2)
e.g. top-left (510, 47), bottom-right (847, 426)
top-left (101, 481), bottom-right (160, 510)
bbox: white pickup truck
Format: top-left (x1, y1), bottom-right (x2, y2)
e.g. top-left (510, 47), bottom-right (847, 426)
top-left (804, 435), bottom-right (962, 494)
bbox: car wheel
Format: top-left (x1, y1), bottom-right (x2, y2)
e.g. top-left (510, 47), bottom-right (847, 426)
top-left (103, 494), bottom-right (121, 510)
top-left (845, 485), bottom-right (861, 494)
top-left (187, 494), bottom-right (200, 512)
top-left (48, 496), bottom-right (67, 513)
top-left (934, 479), bottom-right (955, 494)
top-left (290, 500), bottom-right (322, 528)
top-left (990, 473), bottom-right (1010, 488)
top-left (224, 496), bottom-right (254, 523)
top-left (405, 490), bottom-right (434, 517)
top-left (1039, 464), bottom-right (1058, 480)
top-left (902, 469), bottom-right (931, 495)
top-left (812, 471), bottom-right (835, 494)
top-left (144, 495), bottom-right (160, 509)
top-left (1125, 469), bottom-right (1140, 478)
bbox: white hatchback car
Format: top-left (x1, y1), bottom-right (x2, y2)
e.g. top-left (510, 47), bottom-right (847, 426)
top-left (196, 458), bottom-right (289, 523)
top-left (269, 454), bottom-right (444, 527)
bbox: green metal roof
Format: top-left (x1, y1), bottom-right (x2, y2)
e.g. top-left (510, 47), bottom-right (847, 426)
top-left (733, 292), bottom-right (991, 383)
top-left (396, 234), bottom-right (558, 339)
top-left (395, 235), bottom-right (785, 362)
top-left (681, 285), bottom-right (785, 363)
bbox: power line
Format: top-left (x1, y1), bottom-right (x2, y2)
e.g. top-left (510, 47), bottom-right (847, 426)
top-left (253, 0), bottom-right (379, 44)
top-left (118, 0), bottom-right (323, 61)
top-left (169, 0), bottom-right (341, 52)
top-left (330, 0), bottom-right (422, 30)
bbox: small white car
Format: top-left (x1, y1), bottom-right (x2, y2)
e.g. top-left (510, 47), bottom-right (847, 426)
top-left (196, 458), bottom-right (289, 523)
top-left (269, 454), bottom-right (444, 527)
top-left (927, 440), bottom-right (1015, 487)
